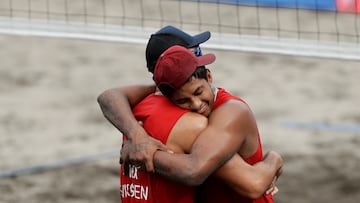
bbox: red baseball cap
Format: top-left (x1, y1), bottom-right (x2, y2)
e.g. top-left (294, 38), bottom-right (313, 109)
top-left (154, 45), bottom-right (216, 90)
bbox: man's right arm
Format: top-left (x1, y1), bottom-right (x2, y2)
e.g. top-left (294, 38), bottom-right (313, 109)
top-left (97, 84), bottom-right (155, 136)
top-left (97, 84), bottom-right (168, 172)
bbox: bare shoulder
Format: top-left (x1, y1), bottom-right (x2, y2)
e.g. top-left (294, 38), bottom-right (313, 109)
top-left (210, 99), bottom-right (252, 123)
top-left (167, 112), bottom-right (208, 153)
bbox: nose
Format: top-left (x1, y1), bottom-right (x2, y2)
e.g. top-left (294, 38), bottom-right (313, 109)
top-left (190, 98), bottom-right (202, 111)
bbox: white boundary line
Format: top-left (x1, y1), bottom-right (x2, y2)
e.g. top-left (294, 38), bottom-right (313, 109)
top-left (1, 17), bottom-right (359, 60)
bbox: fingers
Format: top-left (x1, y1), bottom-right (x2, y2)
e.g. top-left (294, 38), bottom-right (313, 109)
top-left (265, 184), bottom-right (279, 196)
top-left (123, 158), bottom-right (130, 176)
top-left (265, 187), bottom-right (273, 195)
top-left (120, 136), bottom-right (171, 173)
top-left (120, 142), bottom-right (128, 165)
top-left (276, 167), bottom-right (283, 178)
top-left (150, 138), bottom-right (173, 153)
top-left (157, 142), bottom-right (173, 153)
top-left (271, 186), bottom-right (279, 196)
top-left (265, 174), bottom-right (280, 196)
top-left (142, 139), bottom-right (173, 172)
top-left (144, 156), bottom-right (155, 173)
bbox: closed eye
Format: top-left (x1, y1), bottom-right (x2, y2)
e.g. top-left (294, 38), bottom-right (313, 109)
top-left (194, 87), bottom-right (203, 96)
top-left (174, 98), bottom-right (189, 105)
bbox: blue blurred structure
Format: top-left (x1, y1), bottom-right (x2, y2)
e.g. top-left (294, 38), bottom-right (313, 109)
top-left (198, 0), bottom-right (336, 11)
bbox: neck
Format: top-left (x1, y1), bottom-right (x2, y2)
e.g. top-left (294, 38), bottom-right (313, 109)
top-left (212, 86), bottom-right (218, 102)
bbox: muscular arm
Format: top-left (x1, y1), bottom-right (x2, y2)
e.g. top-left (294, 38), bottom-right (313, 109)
top-left (97, 84), bottom-right (156, 136)
top-left (99, 85), bottom-right (283, 198)
top-left (97, 84), bottom-right (166, 171)
top-left (154, 100), bottom-right (256, 185)
top-left (213, 151), bottom-right (282, 199)
top-left (162, 109), bottom-right (282, 199)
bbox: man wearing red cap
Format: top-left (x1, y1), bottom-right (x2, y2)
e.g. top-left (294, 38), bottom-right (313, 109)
top-left (152, 45), bottom-right (278, 203)
top-left (98, 26), bottom-right (282, 203)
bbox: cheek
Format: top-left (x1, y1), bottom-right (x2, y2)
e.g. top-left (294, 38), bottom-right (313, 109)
top-left (204, 92), bottom-right (214, 102)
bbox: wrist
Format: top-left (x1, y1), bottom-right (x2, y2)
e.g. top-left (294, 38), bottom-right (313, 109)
top-left (125, 123), bottom-right (148, 141)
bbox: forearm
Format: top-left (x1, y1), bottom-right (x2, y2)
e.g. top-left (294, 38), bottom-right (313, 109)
top-left (213, 151), bottom-right (282, 199)
top-left (97, 85), bottom-right (156, 139)
top-left (153, 141), bottom-right (234, 186)
top-left (154, 151), bottom-right (217, 186)
top-left (236, 160), bottom-right (280, 198)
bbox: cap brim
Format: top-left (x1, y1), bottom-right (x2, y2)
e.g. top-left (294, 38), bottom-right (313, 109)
top-left (188, 31), bottom-right (211, 47)
top-left (197, 53), bottom-right (216, 67)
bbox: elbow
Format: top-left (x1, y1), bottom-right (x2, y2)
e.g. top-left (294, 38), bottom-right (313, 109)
top-left (155, 154), bottom-right (210, 186)
top-left (97, 90), bottom-right (110, 107)
top-left (97, 90), bottom-right (116, 121)
top-left (186, 171), bottom-right (207, 186)
top-left (182, 155), bottom-right (224, 186)
top-left (156, 163), bottom-right (207, 186)
top-left (181, 163), bottom-right (210, 186)
top-left (97, 92), bottom-right (107, 114)
top-left (97, 89), bottom-right (116, 112)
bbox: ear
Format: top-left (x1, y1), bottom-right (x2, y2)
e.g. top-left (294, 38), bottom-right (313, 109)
top-left (206, 69), bottom-right (213, 83)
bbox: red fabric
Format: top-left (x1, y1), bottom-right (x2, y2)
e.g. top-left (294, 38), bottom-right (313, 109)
top-left (197, 88), bottom-right (272, 203)
top-left (121, 88), bottom-right (272, 202)
top-left (120, 94), bottom-right (196, 203)
top-left (154, 45), bottom-right (215, 89)
top-left (336, 0), bottom-right (360, 13)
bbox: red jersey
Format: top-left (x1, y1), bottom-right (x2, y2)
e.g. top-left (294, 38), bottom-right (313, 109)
top-left (120, 93), bottom-right (196, 203)
top-left (196, 88), bottom-right (273, 203)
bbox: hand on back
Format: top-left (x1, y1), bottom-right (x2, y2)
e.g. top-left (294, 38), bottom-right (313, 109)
top-left (120, 130), bottom-right (171, 174)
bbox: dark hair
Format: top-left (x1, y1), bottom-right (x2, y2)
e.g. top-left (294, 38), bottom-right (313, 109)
top-left (158, 66), bottom-right (208, 98)
top-left (188, 66), bottom-right (208, 81)
top-left (145, 34), bottom-right (188, 73)
top-left (158, 84), bottom-right (176, 98)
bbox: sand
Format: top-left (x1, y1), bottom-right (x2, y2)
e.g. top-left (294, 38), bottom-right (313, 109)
top-left (0, 29), bottom-right (360, 203)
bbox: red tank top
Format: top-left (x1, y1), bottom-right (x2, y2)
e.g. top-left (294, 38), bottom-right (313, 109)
top-left (197, 88), bottom-right (273, 203)
top-left (120, 94), bottom-right (196, 203)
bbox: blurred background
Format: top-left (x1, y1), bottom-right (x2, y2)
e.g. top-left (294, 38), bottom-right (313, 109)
top-left (1, 0), bottom-right (359, 202)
